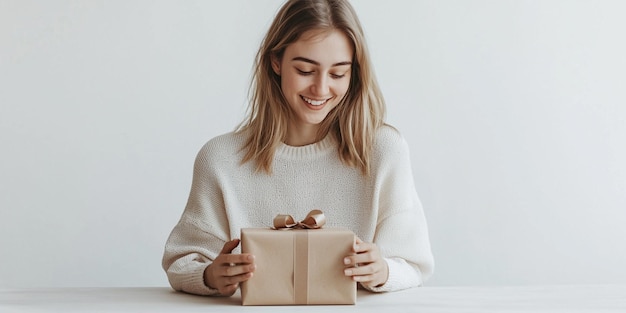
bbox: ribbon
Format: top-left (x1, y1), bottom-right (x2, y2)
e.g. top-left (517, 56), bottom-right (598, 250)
top-left (272, 209), bottom-right (325, 304)
top-left (272, 209), bottom-right (326, 230)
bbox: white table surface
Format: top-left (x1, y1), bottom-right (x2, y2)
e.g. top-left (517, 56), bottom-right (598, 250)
top-left (1, 285), bottom-right (625, 312)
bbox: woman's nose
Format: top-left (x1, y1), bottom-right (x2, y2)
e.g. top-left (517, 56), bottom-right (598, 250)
top-left (311, 74), bottom-right (329, 96)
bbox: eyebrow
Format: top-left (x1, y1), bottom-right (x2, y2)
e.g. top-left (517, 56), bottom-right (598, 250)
top-left (291, 56), bottom-right (352, 67)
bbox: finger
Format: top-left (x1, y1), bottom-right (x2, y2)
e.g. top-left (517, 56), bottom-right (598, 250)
top-left (343, 264), bottom-right (378, 284)
top-left (343, 254), bottom-right (365, 267)
top-left (351, 274), bottom-right (376, 284)
top-left (353, 242), bottom-right (374, 253)
top-left (220, 239), bottom-right (240, 254)
top-left (345, 251), bottom-right (376, 266)
top-left (356, 252), bottom-right (376, 264)
top-left (344, 263), bottom-right (376, 277)
top-left (219, 283), bottom-right (239, 296)
top-left (222, 271), bottom-right (254, 286)
top-left (218, 263), bottom-right (256, 278)
top-left (353, 237), bottom-right (364, 251)
top-left (217, 253), bottom-right (255, 266)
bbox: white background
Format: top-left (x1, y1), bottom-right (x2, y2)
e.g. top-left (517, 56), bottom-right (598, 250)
top-left (1, 0), bottom-right (625, 288)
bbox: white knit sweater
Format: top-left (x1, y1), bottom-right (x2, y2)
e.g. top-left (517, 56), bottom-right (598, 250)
top-left (162, 125), bottom-right (434, 295)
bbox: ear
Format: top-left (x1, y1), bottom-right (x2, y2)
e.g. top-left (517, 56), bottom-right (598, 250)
top-left (271, 53), bottom-right (281, 76)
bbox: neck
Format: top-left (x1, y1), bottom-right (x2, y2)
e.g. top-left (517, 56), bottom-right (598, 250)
top-left (285, 123), bottom-right (320, 146)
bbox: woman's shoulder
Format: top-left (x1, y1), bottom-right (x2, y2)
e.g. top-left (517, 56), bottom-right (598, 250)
top-left (373, 124), bottom-right (409, 154)
top-left (369, 124), bottom-right (414, 171)
top-left (196, 131), bottom-right (246, 163)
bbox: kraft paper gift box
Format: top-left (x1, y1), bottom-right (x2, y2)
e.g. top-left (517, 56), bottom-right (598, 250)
top-left (240, 210), bottom-right (356, 305)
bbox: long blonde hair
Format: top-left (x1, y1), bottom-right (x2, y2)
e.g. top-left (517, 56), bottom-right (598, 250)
top-left (237, 0), bottom-right (386, 175)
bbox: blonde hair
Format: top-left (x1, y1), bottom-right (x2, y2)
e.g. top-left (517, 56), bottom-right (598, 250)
top-left (237, 0), bottom-right (385, 175)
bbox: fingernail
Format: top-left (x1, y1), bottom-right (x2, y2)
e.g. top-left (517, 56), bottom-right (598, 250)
top-left (248, 255), bottom-right (255, 261)
top-left (343, 258), bottom-right (350, 265)
top-left (354, 244), bottom-right (360, 250)
top-left (344, 269), bottom-right (352, 275)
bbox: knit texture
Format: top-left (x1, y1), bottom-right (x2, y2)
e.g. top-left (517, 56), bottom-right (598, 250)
top-left (162, 125), bottom-right (434, 295)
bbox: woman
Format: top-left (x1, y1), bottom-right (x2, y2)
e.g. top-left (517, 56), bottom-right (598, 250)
top-left (162, 0), bottom-right (434, 296)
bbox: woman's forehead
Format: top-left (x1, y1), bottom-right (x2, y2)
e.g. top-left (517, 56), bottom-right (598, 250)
top-left (285, 29), bottom-right (353, 64)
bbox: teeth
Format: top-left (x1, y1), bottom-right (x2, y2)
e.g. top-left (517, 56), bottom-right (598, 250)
top-left (302, 96), bottom-right (328, 106)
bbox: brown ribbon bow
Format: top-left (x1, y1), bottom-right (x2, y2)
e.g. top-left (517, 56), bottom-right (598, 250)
top-left (272, 209), bottom-right (326, 230)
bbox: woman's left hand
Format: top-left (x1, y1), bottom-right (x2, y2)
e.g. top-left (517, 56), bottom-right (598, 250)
top-left (343, 237), bottom-right (389, 288)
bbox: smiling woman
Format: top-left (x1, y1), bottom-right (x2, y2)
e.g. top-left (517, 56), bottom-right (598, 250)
top-left (161, 0), bottom-right (434, 298)
top-left (271, 29), bottom-right (353, 146)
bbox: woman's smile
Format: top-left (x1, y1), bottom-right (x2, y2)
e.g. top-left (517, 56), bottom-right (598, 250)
top-left (301, 95), bottom-right (331, 108)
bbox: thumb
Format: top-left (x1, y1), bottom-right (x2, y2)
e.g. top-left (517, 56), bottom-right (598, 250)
top-left (220, 239), bottom-right (240, 254)
top-left (353, 237), bottom-right (364, 251)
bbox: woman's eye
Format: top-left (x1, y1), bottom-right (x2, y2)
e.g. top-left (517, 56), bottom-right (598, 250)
top-left (331, 73), bottom-right (346, 79)
top-left (296, 68), bottom-right (313, 76)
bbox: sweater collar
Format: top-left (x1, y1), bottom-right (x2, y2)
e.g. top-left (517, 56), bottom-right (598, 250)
top-left (276, 134), bottom-right (335, 160)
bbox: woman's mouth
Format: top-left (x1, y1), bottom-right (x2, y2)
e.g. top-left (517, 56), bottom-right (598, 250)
top-left (301, 95), bottom-right (330, 106)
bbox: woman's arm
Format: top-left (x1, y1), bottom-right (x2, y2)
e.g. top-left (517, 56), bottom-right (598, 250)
top-left (359, 127), bottom-right (435, 292)
top-left (162, 140), bottom-right (255, 296)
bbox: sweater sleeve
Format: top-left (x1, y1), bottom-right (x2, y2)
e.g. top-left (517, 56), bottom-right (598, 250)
top-left (161, 142), bottom-right (231, 296)
top-left (365, 128), bottom-right (435, 292)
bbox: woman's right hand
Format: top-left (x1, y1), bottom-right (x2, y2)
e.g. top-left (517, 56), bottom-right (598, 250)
top-left (203, 239), bottom-right (256, 296)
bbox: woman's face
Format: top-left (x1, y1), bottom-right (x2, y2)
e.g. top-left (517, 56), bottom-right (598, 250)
top-left (272, 29), bottom-right (353, 134)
